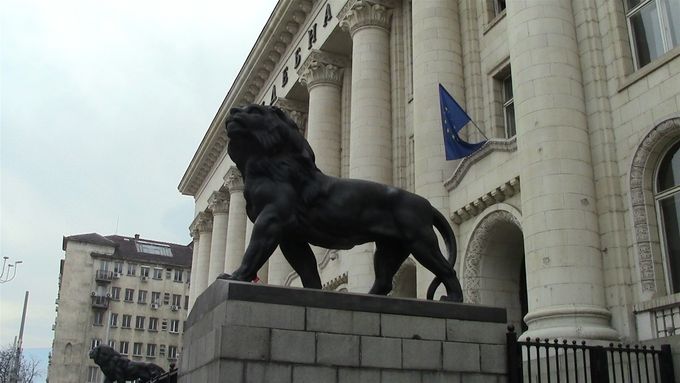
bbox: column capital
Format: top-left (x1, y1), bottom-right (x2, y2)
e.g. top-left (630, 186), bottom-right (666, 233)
top-left (298, 50), bottom-right (348, 89)
top-left (195, 211), bottom-right (213, 233)
top-left (339, 0), bottom-right (394, 37)
top-left (273, 98), bottom-right (308, 135)
top-left (223, 166), bottom-right (244, 192)
top-left (208, 189), bottom-right (230, 214)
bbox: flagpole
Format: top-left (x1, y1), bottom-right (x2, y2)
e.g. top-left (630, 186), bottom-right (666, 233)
top-left (469, 120), bottom-right (489, 141)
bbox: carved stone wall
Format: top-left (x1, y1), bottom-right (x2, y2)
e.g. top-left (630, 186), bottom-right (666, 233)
top-left (629, 117), bottom-right (680, 295)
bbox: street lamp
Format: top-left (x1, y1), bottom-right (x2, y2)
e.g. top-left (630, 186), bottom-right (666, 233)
top-left (0, 258), bottom-right (22, 283)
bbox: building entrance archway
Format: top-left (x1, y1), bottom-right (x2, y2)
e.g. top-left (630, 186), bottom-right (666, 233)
top-left (464, 209), bottom-right (527, 332)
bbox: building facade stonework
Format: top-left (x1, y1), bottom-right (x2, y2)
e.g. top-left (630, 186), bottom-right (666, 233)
top-left (178, 0), bottom-right (680, 344)
top-left (48, 234), bottom-right (192, 383)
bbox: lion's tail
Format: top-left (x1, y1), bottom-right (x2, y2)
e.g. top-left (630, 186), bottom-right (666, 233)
top-left (426, 206), bottom-right (457, 300)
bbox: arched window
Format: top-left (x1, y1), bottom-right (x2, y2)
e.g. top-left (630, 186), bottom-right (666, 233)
top-left (656, 141), bottom-right (680, 293)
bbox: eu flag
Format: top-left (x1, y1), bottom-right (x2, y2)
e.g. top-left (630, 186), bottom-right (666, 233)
top-left (439, 84), bottom-right (486, 160)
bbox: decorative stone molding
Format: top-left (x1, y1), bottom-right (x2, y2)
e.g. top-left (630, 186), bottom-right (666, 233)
top-left (444, 136), bottom-right (518, 191)
top-left (196, 211), bottom-right (214, 233)
top-left (451, 177), bottom-right (520, 224)
top-left (298, 50), bottom-right (348, 89)
top-left (317, 249), bottom-right (339, 270)
top-left (339, 0), bottom-right (394, 37)
top-left (208, 190), bottom-right (230, 214)
top-left (273, 97), bottom-right (308, 135)
top-left (323, 272), bottom-right (349, 291)
top-left (629, 117), bottom-right (680, 293)
top-left (463, 210), bottom-right (521, 304)
top-left (189, 215), bottom-right (202, 239)
top-left (224, 167), bottom-right (244, 193)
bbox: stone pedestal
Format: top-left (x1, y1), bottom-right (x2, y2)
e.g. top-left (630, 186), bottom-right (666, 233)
top-left (180, 280), bottom-right (508, 383)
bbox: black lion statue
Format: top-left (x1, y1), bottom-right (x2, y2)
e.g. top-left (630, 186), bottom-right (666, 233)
top-left (89, 345), bottom-right (165, 383)
top-left (219, 104), bottom-right (463, 301)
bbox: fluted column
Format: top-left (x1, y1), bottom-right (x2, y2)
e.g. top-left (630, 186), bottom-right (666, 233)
top-left (299, 50), bottom-right (347, 177)
top-left (340, 0), bottom-right (393, 293)
top-left (224, 167), bottom-right (248, 274)
top-left (193, 211), bottom-right (213, 297)
top-left (207, 190), bottom-right (229, 283)
top-left (507, 0), bottom-right (616, 339)
top-left (411, 0), bottom-right (464, 298)
top-left (187, 226), bottom-right (200, 312)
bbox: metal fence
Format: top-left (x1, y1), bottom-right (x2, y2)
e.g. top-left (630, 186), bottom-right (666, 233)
top-left (507, 326), bottom-right (675, 383)
top-left (149, 367), bottom-right (178, 383)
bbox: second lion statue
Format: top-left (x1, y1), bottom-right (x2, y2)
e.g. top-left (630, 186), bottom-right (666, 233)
top-left (218, 104), bottom-right (463, 301)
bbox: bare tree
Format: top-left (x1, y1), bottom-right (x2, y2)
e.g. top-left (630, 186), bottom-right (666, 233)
top-left (0, 344), bottom-right (42, 383)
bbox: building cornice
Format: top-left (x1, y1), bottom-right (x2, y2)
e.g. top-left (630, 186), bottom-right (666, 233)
top-left (178, 0), bottom-right (316, 196)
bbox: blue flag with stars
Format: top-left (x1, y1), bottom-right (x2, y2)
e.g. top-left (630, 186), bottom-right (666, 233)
top-left (439, 84), bottom-right (486, 160)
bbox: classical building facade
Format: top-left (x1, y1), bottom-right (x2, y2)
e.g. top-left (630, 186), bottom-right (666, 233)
top-left (48, 234), bottom-right (192, 383)
top-left (178, 0), bottom-right (680, 344)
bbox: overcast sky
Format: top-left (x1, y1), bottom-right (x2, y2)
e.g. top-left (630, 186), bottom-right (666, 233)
top-left (0, 0), bottom-right (278, 350)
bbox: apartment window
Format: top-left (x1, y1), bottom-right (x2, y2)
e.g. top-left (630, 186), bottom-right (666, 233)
top-left (172, 294), bottom-right (182, 307)
top-left (119, 341), bottom-right (129, 355)
top-left (99, 260), bottom-right (110, 271)
top-left (90, 338), bottom-right (101, 350)
top-left (165, 269), bottom-right (172, 279)
top-left (107, 339), bottom-right (115, 348)
top-left (133, 342), bottom-right (143, 356)
top-left (122, 314), bottom-right (132, 328)
top-left (502, 74), bottom-right (516, 138)
top-left (146, 343), bottom-right (156, 358)
top-left (159, 344), bottom-right (166, 356)
top-left (111, 287), bottom-right (121, 301)
top-left (136, 241), bottom-right (173, 256)
top-left (138, 290), bottom-right (147, 304)
top-left (153, 268), bottom-right (163, 280)
top-left (656, 141), bottom-right (680, 293)
top-left (186, 271), bottom-right (191, 284)
top-left (151, 291), bottom-right (161, 305)
top-left (184, 296), bottom-right (189, 310)
top-left (87, 366), bottom-right (99, 382)
top-left (140, 266), bottom-right (150, 277)
top-left (168, 345), bottom-right (178, 360)
top-left (113, 261), bottom-right (124, 274)
top-left (174, 269), bottom-right (183, 282)
top-left (127, 263), bottom-right (136, 276)
top-left (124, 289), bottom-right (134, 302)
top-left (110, 313), bottom-right (118, 328)
top-left (163, 293), bottom-right (170, 305)
top-left (626, 0), bottom-right (679, 68)
top-left (169, 319), bottom-right (180, 334)
top-left (93, 311), bottom-right (104, 326)
top-left (135, 316), bottom-right (145, 330)
top-left (148, 317), bottom-right (159, 331)
top-left (161, 319), bottom-right (168, 331)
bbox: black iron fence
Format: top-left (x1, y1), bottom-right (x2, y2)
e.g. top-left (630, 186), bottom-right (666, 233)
top-left (507, 326), bottom-right (675, 383)
top-left (149, 365), bottom-right (178, 383)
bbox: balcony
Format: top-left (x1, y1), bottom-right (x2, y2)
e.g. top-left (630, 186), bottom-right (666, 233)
top-left (91, 295), bottom-right (110, 310)
top-left (95, 270), bottom-right (114, 283)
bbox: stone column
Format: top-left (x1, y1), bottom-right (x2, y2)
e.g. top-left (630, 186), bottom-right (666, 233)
top-left (187, 225), bottom-right (200, 312)
top-left (340, 0), bottom-right (393, 293)
top-left (207, 190), bottom-right (229, 283)
top-left (193, 211), bottom-right (213, 298)
top-left (507, 0), bottom-right (617, 340)
top-left (224, 167), bottom-right (248, 274)
top-left (299, 50), bottom-right (347, 177)
top-left (411, 0), bottom-right (465, 299)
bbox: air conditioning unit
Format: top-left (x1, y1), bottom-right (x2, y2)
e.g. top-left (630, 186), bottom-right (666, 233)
top-left (151, 303), bottom-right (159, 310)
top-left (112, 272), bottom-right (120, 279)
top-left (171, 305), bottom-right (179, 312)
top-left (141, 276), bottom-right (148, 282)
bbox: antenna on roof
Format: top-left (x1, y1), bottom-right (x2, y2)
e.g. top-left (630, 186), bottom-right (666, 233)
top-left (115, 216), bottom-right (119, 235)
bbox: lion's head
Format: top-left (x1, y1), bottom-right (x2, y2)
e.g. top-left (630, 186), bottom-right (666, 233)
top-left (89, 345), bottom-right (119, 365)
top-left (225, 104), bottom-right (316, 171)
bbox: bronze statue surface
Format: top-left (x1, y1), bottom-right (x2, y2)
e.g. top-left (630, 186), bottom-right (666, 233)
top-left (219, 104), bottom-right (463, 301)
top-left (89, 345), bottom-right (165, 383)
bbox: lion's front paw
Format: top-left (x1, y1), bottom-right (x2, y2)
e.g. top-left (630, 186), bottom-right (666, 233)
top-left (216, 273), bottom-right (235, 281)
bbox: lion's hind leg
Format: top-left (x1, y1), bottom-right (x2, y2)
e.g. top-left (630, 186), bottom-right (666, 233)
top-left (409, 235), bottom-right (463, 302)
top-left (369, 241), bottom-right (409, 295)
